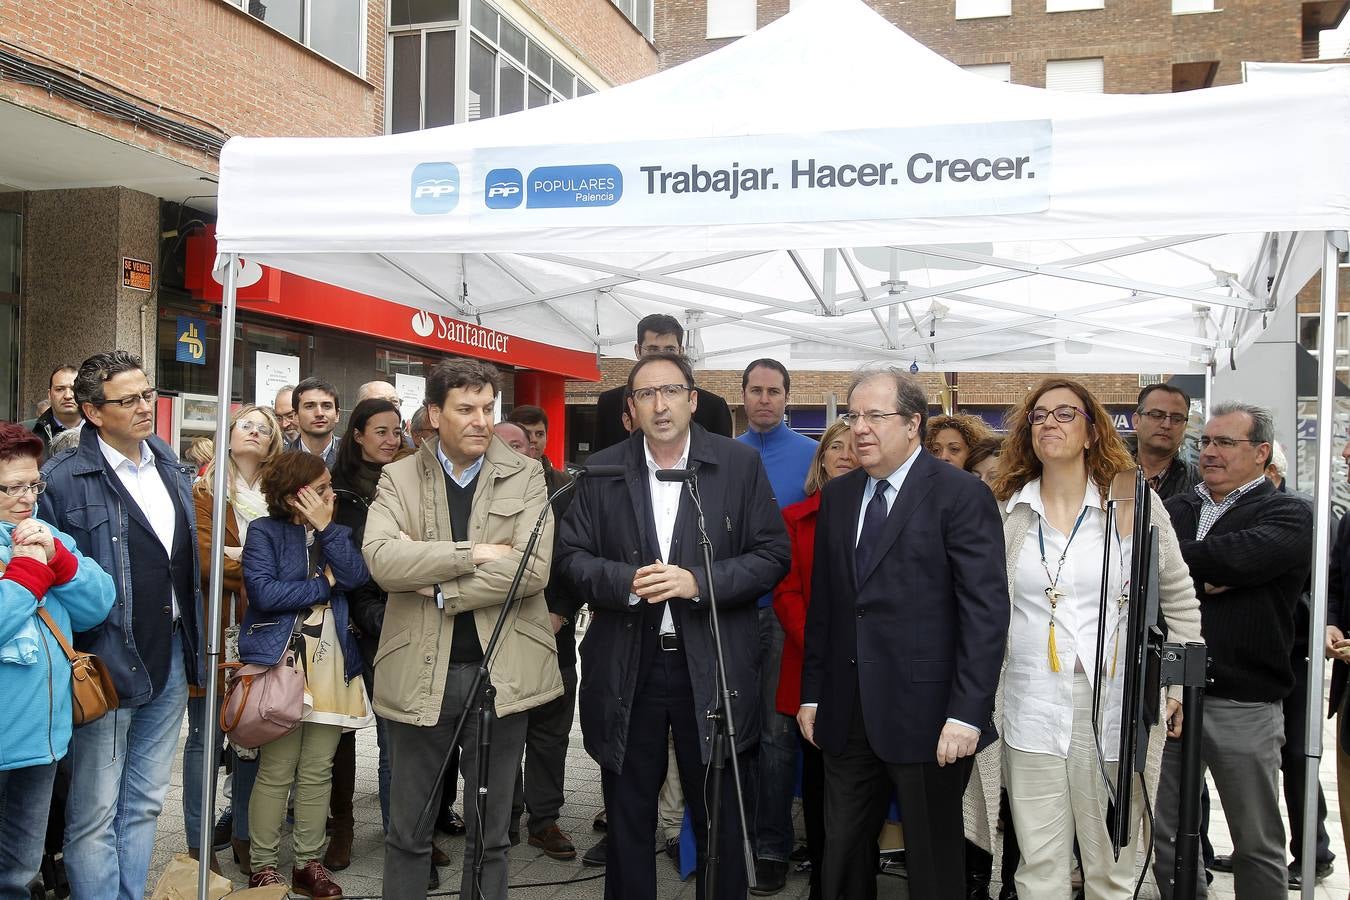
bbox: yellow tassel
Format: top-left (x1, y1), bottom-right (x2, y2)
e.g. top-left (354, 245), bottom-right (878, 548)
top-left (1048, 621), bottom-right (1061, 672)
top-left (1110, 631), bottom-right (1119, 679)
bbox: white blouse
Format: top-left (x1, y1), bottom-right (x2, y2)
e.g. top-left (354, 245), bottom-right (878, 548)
top-left (1003, 478), bottom-right (1132, 760)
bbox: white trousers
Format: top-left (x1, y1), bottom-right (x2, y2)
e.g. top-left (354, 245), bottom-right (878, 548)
top-left (1004, 672), bottom-right (1143, 900)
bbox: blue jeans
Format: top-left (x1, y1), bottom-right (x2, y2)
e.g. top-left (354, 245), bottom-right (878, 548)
top-left (374, 715), bottom-right (392, 831)
top-left (231, 750), bottom-right (260, 841)
top-left (65, 633), bottom-right (188, 900)
top-left (754, 605), bottom-right (797, 862)
top-left (0, 761), bottom-right (58, 900)
top-left (182, 694), bottom-right (221, 850)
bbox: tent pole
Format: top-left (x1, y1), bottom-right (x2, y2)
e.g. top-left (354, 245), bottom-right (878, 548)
top-left (1203, 363), bottom-right (1213, 417)
top-left (198, 253), bottom-right (240, 900)
top-left (1301, 233), bottom-right (1338, 899)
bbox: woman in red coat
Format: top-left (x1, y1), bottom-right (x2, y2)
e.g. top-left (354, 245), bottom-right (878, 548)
top-left (773, 419), bottom-right (858, 899)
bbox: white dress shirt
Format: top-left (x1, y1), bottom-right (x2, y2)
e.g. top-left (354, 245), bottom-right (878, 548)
top-left (627, 433), bottom-right (692, 635)
top-left (98, 435), bottom-right (180, 620)
top-left (1004, 478), bottom-right (1131, 759)
top-left (853, 443), bottom-right (921, 544)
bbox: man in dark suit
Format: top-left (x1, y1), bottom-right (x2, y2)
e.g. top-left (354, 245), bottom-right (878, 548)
top-left (591, 314), bottom-right (734, 452)
top-left (798, 367), bottom-right (1008, 900)
top-left (558, 350), bottom-right (791, 900)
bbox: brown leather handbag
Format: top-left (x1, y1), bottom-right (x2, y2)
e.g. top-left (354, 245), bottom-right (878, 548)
top-left (37, 607), bottom-right (119, 726)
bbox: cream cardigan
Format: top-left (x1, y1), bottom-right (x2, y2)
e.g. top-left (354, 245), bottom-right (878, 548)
top-left (963, 485), bottom-right (1203, 884)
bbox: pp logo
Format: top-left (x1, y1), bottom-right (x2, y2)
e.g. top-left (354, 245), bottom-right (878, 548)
top-left (484, 169), bottom-right (523, 209)
top-left (411, 162), bottom-right (460, 215)
top-left (411, 310), bottom-right (435, 338)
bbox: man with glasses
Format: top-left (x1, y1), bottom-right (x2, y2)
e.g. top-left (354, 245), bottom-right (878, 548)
top-left (557, 350), bottom-right (790, 900)
top-left (1153, 402), bottom-right (1313, 900)
top-left (1131, 383), bottom-right (1199, 501)
top-left (273, 384), bottom-right (300, 445)
top-left (34, 364), bottom-right (81, 457)
top-left (40, 351), bottom-right (203, 900)
top-left (287, 377), bottom-right (341, 469)
top-left (799, 366), bottom-right (1006, 900)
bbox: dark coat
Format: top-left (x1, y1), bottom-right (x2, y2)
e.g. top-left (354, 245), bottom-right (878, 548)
top-left (800, 450), bottom-right (1009, 764)
top-left (40, 426), bottom-right (204, 705)
top-left (332, 471), bottom-right (382, 669)
top-left (240, 515), bottom-right (369, 682)
top-left (557, 424), bottom-right (791, 773)
top-left (1327, 514), bottom-right (1350, 718)
top-left (591, 384), bottom-right (734, 453)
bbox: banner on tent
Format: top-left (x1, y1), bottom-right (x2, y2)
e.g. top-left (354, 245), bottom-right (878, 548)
top-left (409, 120), bottom-right (1052, 228)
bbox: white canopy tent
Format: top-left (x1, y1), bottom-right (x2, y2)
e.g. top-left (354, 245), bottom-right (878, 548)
top-left (203, 0), bottom-right (1350, 895)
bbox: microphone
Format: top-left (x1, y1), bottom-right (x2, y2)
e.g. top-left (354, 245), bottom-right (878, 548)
top-left (566, 464), bottom-right (627, 479)
top-left (655, 468), bottom-right (696, 482)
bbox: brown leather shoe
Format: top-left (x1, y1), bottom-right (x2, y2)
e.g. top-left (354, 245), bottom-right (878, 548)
top-left (528, 824), bottom-right (577, 860)
top-left (323, 825), bottom-right (353, 871)
top-left (292, 859), bottom-right (343, 898)
top-left (231, 837), bottom-right (252, 876)
top-left (187, 846), bottom-right (223, 875)
top-left (248, 866), bottom-right (287, 888)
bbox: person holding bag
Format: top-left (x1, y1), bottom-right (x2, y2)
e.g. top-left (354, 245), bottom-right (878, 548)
top-left (0, 422), bottom-right (114, 898)
top-left (240, 451), bottom-right (371, 897)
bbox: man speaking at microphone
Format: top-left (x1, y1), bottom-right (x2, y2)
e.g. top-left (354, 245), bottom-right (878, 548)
top-left (363, 359), bottom-right (562, 900)
top-left (558, 350), bottom-right (790, 900)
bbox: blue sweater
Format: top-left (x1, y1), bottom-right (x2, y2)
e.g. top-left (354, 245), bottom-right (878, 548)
top-left (0, 523), bottom-right (116, 770)
top-left (737, 420), bottom-right (817, 607)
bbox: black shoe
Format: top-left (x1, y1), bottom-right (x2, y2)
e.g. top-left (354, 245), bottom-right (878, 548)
top-left (436, 807), bottom-right (466, 837)
top-left (508, 830), bottom-right (520, 847)
top-left (212, 808), bottom-right (233, 851)
top-left (593, 809), bottom-right (607, 832)
top-left (997, 884), bottom-right (1017, 900)
top-left (966, 875), bottom-right (992, 900)
top-left (1211, 854), bottom-right (1234, 874)
top-left (428, 862), bottom-right (439, 891)
top-left (789, 843), bottom-right (810, 863)
top-left (750, 859), bottom-right (788, 896)
top-left (665, 837), bottom-right (681, 873)
top-left (582, 836), bottom-right (608, 868)
top-left (1287, 860), bottom-right (1334, 888)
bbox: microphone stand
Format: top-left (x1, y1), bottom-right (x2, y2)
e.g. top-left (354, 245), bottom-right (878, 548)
top-left (683, 471), bottom-right (757, 895)
top-left (413, 476), bottom-right (576, 900)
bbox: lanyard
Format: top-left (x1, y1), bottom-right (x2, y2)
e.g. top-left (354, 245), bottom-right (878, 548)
top-left (1037, 506), bottom-right (1089, 673)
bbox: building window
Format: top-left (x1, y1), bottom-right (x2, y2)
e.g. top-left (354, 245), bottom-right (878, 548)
top-left (1047, 0), bottom-right (1103, 10)
top-left (707, 0), bottom-right (756, 38)
top-left (610, 0), bottom-right (653, 38)
top-left (1172, 0), bottom-right (1215, 12)
top-left (389, 30), bottom-right (457, 132)
top-left (955, 0), bottom-right (1011, 20)
top-left (224, 0), bottom-right (366, 74)
top-left (1046, 57), bottom-right (1105, 92)
top-left (961, 62), bottom-right (1012, 81)
top-left (467, 1), bottom-right (591, 121)
top-left (1299, 313), bottom-right (1350, 372)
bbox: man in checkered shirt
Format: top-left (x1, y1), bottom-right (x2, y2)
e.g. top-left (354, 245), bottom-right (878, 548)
top-left (1152, 402), bottom-right (1313, 900)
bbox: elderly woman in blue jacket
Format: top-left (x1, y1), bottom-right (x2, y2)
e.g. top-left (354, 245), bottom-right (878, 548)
top-left (239, 451), bottom-right (370, 898)
top-left (0, 422), bottom-right (114, 898)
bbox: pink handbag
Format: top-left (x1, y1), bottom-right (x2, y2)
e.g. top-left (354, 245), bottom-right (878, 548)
top-left (218, 648), bottom-right (305, 748)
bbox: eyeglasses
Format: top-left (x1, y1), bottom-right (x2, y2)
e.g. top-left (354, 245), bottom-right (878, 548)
top-left (1139, 409), bottom-right (1188, 426)
top-left (94, 389), bottom-right (158, 409)
top-left (276, 410), bottom-right (297, 423)
top-left (1028, 405), bottom-right (1092, 426)
top-left (840, 411), bottom-right (909, 427)
top-left (1198, 435), bottom-right (1262, 451)
top-left (235, 421), bottom-right (274, 437)
top-left (0, 481), bottom-right (46, 498)
top-left (630, 384), bottom-right (691, 404)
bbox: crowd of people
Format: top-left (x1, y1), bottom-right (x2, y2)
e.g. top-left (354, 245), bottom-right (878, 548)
top-left (0, 313), bottom-right (1342, 900)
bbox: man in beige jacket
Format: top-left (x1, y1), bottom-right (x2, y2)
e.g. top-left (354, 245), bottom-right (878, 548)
top-left (363, 358), bottom-right (562, 900)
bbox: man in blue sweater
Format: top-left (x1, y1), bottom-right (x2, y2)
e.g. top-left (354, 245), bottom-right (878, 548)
top-left (737, 358), bottom-right (818, 895)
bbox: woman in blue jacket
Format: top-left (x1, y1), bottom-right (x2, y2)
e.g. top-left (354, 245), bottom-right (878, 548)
top-left (239, 451), bottom-right (370, 897)
top-left (0, 422), bottom-right (114, 899)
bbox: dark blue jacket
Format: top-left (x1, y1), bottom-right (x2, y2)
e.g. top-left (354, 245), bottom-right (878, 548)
top-left (240, 515), bottom-right (368, 683)
top-left (40, 427), bottom-right (204, 706)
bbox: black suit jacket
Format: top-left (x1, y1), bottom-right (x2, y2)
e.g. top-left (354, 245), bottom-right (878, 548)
top-left (800, 450), bottom-right (1008, 764)
top-left (557, 424), bottom-right (790, 773)
top-left (592, 384), bottom-right (734, 453)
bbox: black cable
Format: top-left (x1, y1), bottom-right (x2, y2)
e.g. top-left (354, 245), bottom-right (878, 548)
top-left (1132, 773), bottom-right (1155, 900)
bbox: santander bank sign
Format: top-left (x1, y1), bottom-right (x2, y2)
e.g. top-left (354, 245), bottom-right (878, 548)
top-left (410, 310), bottom-right (510, 354)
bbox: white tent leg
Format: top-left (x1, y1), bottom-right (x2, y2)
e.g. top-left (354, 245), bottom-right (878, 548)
top-left (198, 254), bottom-right (239, 900)
top-left (1301, 233), bottom-right (1338, 899)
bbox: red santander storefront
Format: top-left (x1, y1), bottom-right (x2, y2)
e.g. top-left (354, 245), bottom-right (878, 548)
top-left (172, 229), bottom-right (597, 469)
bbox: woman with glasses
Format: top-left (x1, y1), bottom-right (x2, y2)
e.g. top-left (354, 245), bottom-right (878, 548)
top-left (241, 452), bottom-right (371, 896)
top-left (927, 413), bottom-right (995, 470)
top-left (325, 398), bottom-right (414, 874)
top-left (773, 419), bottom-right (858, 900)
top-left (184, 405), bottom-right (282, 875)
top-left (974, 377), bottom-right (1201, 899)
top-left (0, 422), bottom-right (114, 898)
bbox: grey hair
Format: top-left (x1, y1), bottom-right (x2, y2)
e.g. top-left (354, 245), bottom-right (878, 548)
top-left (1267, 440), bottom-right (1287, 478)
top-left (847, 366), bottom-right (929, 432)
top-left (1211, 401), bottom-right (1274, 467)
top-left (48, 426), bottom-right (83, 456)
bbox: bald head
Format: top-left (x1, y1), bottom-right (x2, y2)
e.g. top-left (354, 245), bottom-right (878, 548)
top-left (493, 421), bottom-right (529, 455)
top-left (358, 380), bottom-right (400, 407)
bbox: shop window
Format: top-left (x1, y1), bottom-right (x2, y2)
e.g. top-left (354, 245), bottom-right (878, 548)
top-left (225, 0), bottom-right (366, 75)
top-left (0, 211), bottom-right (19, 296)
top-left (1299, 312), bottom-right (1350, 373)
top-left (1046, 57), bottom-right (1105, 92)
